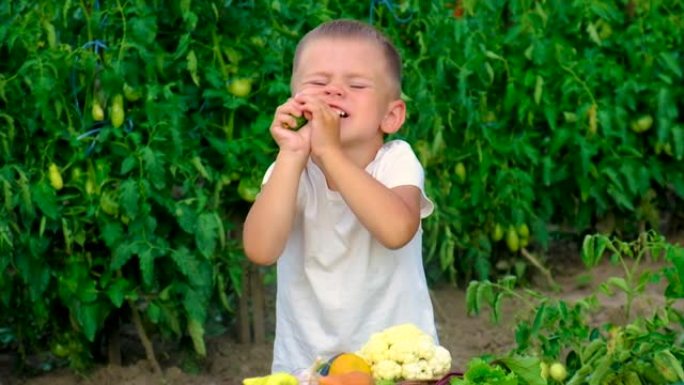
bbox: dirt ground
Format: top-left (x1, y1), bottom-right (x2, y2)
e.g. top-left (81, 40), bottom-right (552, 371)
top-left (1, 234), bottom-right (681, 385)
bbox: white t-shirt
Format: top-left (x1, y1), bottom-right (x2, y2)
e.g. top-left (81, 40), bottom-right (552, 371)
top-left (261, 140), bottom-right (437, 373)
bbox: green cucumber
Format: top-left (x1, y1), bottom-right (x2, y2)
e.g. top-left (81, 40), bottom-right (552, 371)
top-left (292, 115), bottom-right (307, 130)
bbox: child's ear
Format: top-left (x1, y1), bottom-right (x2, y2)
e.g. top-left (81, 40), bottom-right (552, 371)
top-left (380, 99), bottom-right (406, 135)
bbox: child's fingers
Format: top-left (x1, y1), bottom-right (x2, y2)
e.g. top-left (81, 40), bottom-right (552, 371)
top-left (292, 94), bottom-right (337, 122)
top-left (273, 101), bottom-right (305, 129)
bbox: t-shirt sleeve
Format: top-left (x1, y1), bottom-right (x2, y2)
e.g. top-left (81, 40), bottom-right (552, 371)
top-left (375, 140), bottom-right (434, 218)
top-left (261, 162), bottom-right (276, 186)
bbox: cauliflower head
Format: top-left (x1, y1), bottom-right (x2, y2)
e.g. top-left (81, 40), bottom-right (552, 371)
top-left (415, 335), bottom-right (436, 360)
top-left (358, 333), bottom-right (390, 364)
top-left (373, 359), bottom-right (403, 381)
top-left (358, 323), bottom-right (452, 381)
top-left (428, 345), bottom-right (452, 377)
top-left (402, 360), bottom-right (433, 381)
top-left (383, 324), bottom-right (430, 342)
top-left (388, 339), bottom-right (419, 364)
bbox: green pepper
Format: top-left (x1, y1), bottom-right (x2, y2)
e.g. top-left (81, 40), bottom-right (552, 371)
top-left (290, 115), bottom-right (307, 130)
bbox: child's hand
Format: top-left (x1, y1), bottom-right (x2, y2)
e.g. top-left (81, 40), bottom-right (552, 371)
top-left (270, 98), bottom-right (312, 157)
top-left (292, 93), bottom-right (343, 159)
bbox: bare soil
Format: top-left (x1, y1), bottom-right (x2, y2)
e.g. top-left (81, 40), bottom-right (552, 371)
top-left (1, 234), bottom-right (680, 385)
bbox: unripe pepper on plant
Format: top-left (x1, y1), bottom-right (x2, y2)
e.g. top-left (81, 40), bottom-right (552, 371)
top-left (48, 163), bottom-right (63, 190)
top-left (630, 115), bottom-right (653, 133)
top-left (587, 104), bottom-right (597, 135)
top-left (100, 191), bottom-right (119, 216)
top-left (455, 162), bottom-right (466, 183)
top-left (506, 226), bottom-right (520, 252)
top-left (92, 101), bottom-right (104, 121)
top-left (111, 94), bottom-right (125, 128)
top-left (123, 83), bottom-right (142, 102)
top-left (50, 342), bottom-right (70, 358)
top-left (491, 223), bottom-right (504, 242)
top-left (653, 349), bottom-right (684, 382)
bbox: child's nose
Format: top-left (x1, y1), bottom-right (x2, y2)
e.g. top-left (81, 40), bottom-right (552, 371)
top-left (323, 83), bottom-right (344, 97)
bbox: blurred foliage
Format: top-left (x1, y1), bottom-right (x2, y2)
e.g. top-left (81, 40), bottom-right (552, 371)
top-left (0, 0), bottom-right (682, 373)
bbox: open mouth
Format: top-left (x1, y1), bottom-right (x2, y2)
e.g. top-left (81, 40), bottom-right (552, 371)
top-left (332, 107), bottom-right (349, 118)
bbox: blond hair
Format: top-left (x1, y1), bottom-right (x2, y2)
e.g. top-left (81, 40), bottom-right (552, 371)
top-left (292, 19), bottom-right (402, 98)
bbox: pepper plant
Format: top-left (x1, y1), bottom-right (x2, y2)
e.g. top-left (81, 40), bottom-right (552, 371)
top-left (0, 0), bottom-right (683, 374)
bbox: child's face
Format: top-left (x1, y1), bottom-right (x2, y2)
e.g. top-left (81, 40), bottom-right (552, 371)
top-left (292, 37), bottom-right (400, 146)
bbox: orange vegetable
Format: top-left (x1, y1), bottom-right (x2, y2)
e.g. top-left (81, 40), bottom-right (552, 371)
top-left (319, 372), bottom-right (374, 385)
top-left (328, 353), bottom-right (371, 376)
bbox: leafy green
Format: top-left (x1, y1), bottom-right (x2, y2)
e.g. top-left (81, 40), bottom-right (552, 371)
top-left (452, 358), bottom-right (518, 385)
top-left (498, 356), bottom-right (545, 385)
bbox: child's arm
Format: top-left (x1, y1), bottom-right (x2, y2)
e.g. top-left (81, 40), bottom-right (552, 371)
top-left (243, 99), bottom-right (311, 265)
top-left (295, 93), bottom-right (421, 249)
top-left (318, 150), bottom-right (421, 249)
top-left (242, 151), bottom-right (307, 265)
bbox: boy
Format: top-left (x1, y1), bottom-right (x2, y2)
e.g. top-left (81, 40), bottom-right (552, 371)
top-left (242, 19), bottom-right (437, 373)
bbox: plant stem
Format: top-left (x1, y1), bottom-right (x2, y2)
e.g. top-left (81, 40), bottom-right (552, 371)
top-left (521, 247), bottom-right (559, 291)
top-left (128, 299), bottom-right (164, 379)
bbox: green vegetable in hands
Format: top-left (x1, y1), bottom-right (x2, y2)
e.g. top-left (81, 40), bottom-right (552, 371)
top-left (290, 115), bottom-right (307, 130)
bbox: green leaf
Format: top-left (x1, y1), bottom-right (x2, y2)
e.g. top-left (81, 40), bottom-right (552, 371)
top-left (119, 178), bottom-right (139, 217)
top-left (476, 281), bottom-right (494, 309)
top-left (463, 357), bottom-right (518, 385)
top-left (581, 234), bottom-right (608, 268)
top-left (498, 355), bottom-right (545, 385)
top-left (534, 75), bottom-right (544, 105)
top-left (147, 302), bottom-right (161, 323)
top-left (664, 246), bottom-right (684, 298)
top-left (176, 203), bottom-right (197, 233)
top-left (130, 14), bottom-right (157, 45)
top-left (111, 242), bottom-right (138, 270)
top-left (160, 301), bottom-right (182, 336)
top-left (659, 52), bottom-right (683, 78)
top-left (101, 221), bottom-right (123, 247)
top-left (139, 247), bottom-right (156, 287)
top-left (530, 303), bottom-right (547, 335)
top-left (491, 292), bottom-right (503, 324)
top-left (514, 321), bottom-right (531, 351)
top-left (77, 275), bottom-right (98, 303)
top-left (16, 253), bottom-right (50, 300)
top-left (187, 50), bottom-right (200, 86)
top-left (76, 301), bottom-right (110, 342)
top-left (170, 247), bottom-right (203, 286)
top-left (607, 184), bottom-right (635, 211)
top-left (606, 276), bottom-right (629, 293)
top-left (195, 213), bottom-right (217, 258)
top-left (500, 275), bottom-right (517, 290)
top-left (105, 278), bottom-right (130, 308)
top-left (474, 253), bottom-right (490, 280)
top-left (673, 125), bottom-right (684, 161)
top-left (121, 155), bottom-right (137, 175)
top-left (187, 317), bottom-right (206, 356)
top-left (141, 147), bottom-right (166, 189)
top-left (184, 285), bottom-right (206, 318)
top-left (466, 281), bottom-right (480, 315)
top-left (32, 181), bottom-right (58, 219)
